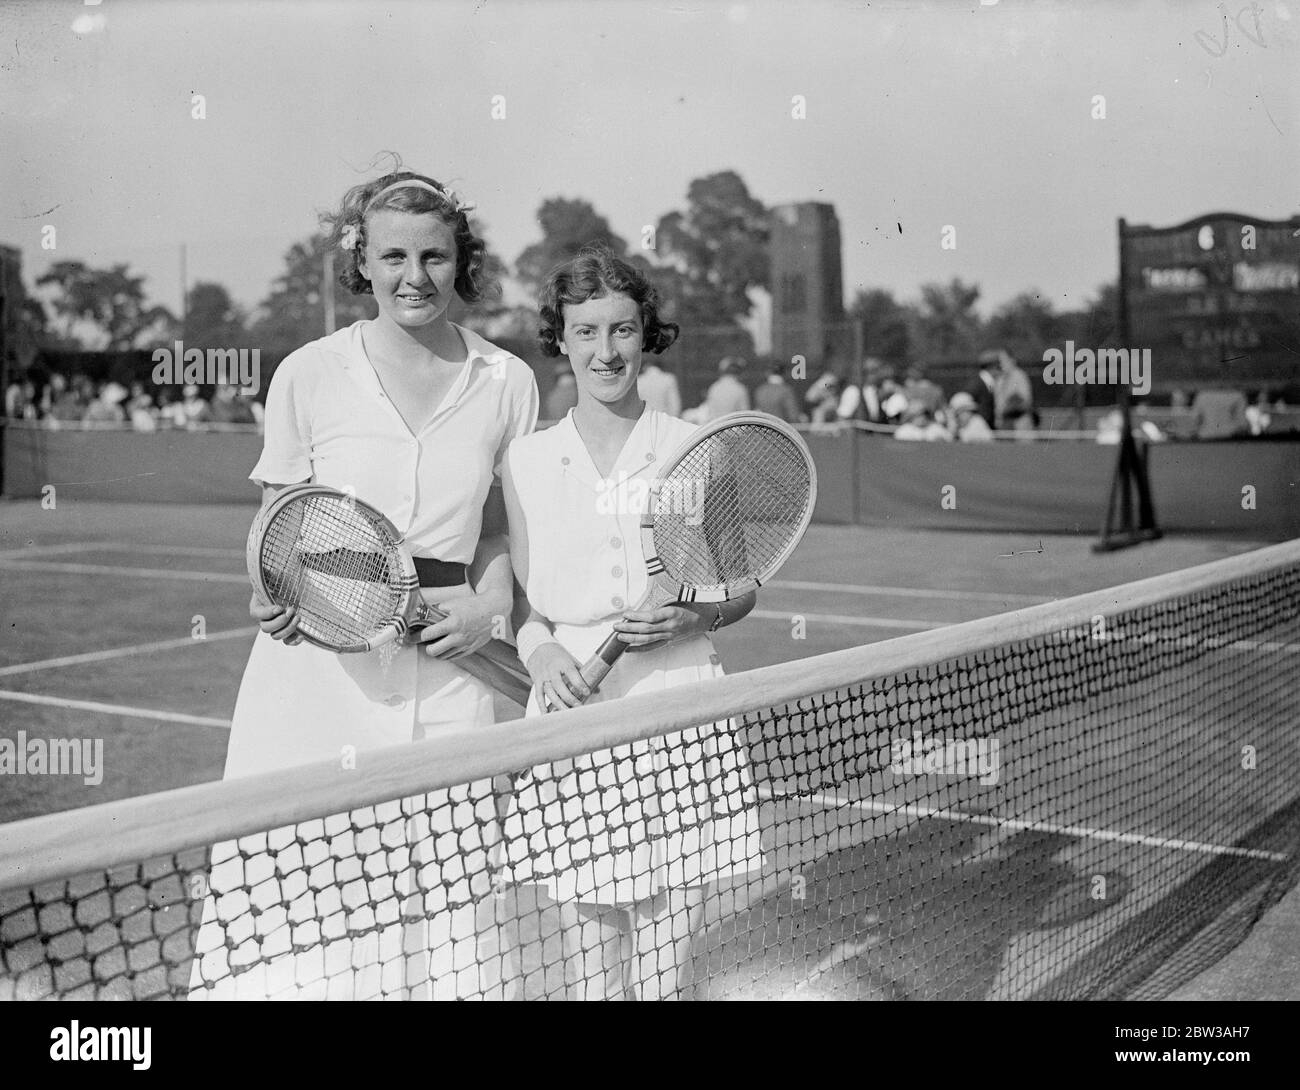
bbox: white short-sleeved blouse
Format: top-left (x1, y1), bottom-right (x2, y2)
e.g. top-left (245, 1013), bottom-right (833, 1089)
top-left (225, 320), bottom-right (539, 774)
top-left (253, 319), bottom-right (539, 562)
top-left (502, 406), bottom-right (696, 655)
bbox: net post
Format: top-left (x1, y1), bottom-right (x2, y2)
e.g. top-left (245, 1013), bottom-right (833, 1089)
top-left (1093, 220), bottom-right (1163, 553)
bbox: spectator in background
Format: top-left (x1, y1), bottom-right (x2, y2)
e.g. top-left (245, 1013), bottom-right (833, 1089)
top-left (175, 384), bottom-right (212, 429)
top-left (857, 360), bottom-right (890, 423)
top-left (1000, 392), bottom-right (1036, 439)
top-left (693, 355), bottom-right (750, 423)
top-left (4, 379), bottom-right (29, 419)
top-left (22, 380), bottom-right (41, 420)
top-left (903, 366), bottom-right (945, 417)
top-left (210, 384), bottom-right (258, 426)
top-left (835, 359), bottom-right (887, 424)
top-left (38, 372), bottom-right (62, 418)
top-left (543, 362), bottom-right (579, 420)
top-left (82, 381), bottom-right (129, 425)
top-left (894, 403), bottom-right (951, 442)
top-left (754, 362), bottom-right (801, 423)
top-left (965, 365), bottom-right (997, 428)
top-left (982, 348), bottom-right (1033, 429)
top-left (947, 391), bottom-right (993, 442)
top-left (804, 370), bottom-right (840, 425)
top-left (637, 357), bottom-right (681, 417)
top-left (126, 382), bottom-right (158, 431)
top-left (1245, 390), bottom-right (1272, 437)
top-left (50, 373), bottom-right (91, 423)
top-left (834, 364), bottom-right (863, 422)
top-left (878, 377), bottom-right (909, 424)
top-left (1191, 389), bottom-right (1248, 440)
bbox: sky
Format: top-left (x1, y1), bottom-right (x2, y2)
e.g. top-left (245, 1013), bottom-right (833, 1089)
top-left (3, 0), bottom-right (1297, 325)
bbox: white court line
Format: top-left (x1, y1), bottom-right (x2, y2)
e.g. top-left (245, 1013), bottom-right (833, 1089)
top-left (770, 580), bottom-right (1052, 605)
top-left (0, 628), bottom-right (255, 678)
top-left (0, 690), bottom-right (232, 729)
top-left (0, 543), bottom-right (101, 561)
top-left (97, 543), bottom-right (245, 559)
top-left (0, 560), bottom-right (246, 584)
top-left (752, 610), bottom-right (945, 631)
top-left (0, 543), bottom-right (244, 561)
top-left (758, 785), bottom-right (1289, 863)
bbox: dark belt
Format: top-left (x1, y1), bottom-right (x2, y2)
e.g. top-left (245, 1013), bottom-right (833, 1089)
top-left (413, 557), bottom-right (468, 588)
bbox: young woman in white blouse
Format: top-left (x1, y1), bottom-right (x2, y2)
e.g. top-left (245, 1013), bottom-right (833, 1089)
top-left (502, 247), bottom-right (765, 1000)
top-left (189, 170), bottom-right (538, 1000)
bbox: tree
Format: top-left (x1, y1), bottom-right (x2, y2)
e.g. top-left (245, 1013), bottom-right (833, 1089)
top-left (910, 278), bottom-right (983, 360)
top-left (184, 282), bottom-right (250, 348)
top-left (848, 288), bottom-right (911, 363)
top-left (249, 235), bottom-right (375, 364)
top-left (35, 261), bottom-right (174, 350)
top-left (984, 290), bottom-right (1060, 363)
top-left (653, 170), bottom-right (769, 327)
top-left (1063, 281), bottom-right (1120, 346)
top-left (514, 198), bottom-right (630, 296)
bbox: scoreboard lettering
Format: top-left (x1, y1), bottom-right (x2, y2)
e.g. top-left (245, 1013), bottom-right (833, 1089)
top-left (1120, 213), bottom-right (1300, 393)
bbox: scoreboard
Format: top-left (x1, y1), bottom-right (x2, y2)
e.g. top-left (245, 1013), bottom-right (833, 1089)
top-left (1119, 213), bottom-right (1300, 394)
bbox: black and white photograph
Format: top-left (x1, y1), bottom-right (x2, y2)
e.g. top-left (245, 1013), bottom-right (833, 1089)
top-left (1, 0), bottom-right (1298, 1046)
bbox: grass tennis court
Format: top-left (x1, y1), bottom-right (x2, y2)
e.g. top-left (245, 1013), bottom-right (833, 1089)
top-left (0, 496), bottom-right (1290, 999)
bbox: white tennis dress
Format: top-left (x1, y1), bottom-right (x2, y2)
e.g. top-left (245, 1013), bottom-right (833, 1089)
top-left (188, 321), bottom-right (538, 1000)
top-left (500, 407), bottom-right (764, 905)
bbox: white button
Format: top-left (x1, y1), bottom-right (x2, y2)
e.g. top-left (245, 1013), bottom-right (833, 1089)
top-left (561, 456), bottom-right (571, 466)
top-left (610, 537), bottom-right (622, 549)
top-left (645, 453), bottom-right (655, 462)
top-left (612, 596), bottom-right (624, 609)
top-left (612, 566), bottom-right (623, 578)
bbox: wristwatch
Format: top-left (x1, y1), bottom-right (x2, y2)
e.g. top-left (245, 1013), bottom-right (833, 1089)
top-left (708, 602), bottom-right (725, 633)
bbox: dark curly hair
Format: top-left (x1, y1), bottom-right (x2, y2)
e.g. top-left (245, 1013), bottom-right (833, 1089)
top-left (321, 169), bottom-right (493, 303)
top-left (537, 246), bottom-right (679, 358)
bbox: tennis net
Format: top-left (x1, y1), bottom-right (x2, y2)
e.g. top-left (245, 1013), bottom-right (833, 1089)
top-left (2, 540), bottom-right (1298, 1000)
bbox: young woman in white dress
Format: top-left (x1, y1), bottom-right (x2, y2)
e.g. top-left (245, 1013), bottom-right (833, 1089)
top-left (501, 247), bottom-right (765, 1000)
top-left (188, 170), bottom-right (538, 1000)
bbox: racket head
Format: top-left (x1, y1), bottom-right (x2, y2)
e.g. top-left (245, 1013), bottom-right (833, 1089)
top-left (246, 485), bottom-right (420, 653)
top-left (642, 411), bottom-right (817, 604)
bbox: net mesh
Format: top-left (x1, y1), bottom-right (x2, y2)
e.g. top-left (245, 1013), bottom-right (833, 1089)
top-left (259, 494), bottom-right (405, 647)
top-left (654, 423), bottom-right (812, 591)
top-left (3, 546), bottom-right (1299, 1001)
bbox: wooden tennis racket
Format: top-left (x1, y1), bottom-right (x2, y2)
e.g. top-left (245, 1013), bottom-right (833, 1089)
top-left (575, 411), bottom-right (817, 698)
top-left (246, 484), bottom-right (532, 706)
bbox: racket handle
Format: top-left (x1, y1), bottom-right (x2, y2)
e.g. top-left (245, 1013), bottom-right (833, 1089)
top-left (577, 632), bottom-right (629, 699)
top-left (411, 605), bottom-right (530, 675)
top-left (451, 650), bottom-right (533, 708)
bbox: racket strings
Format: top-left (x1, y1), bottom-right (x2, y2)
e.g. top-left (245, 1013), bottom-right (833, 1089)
top-left (260, 496), bottom-right (405, 646)
top-left (653, 424), bottom-right (812, 590)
